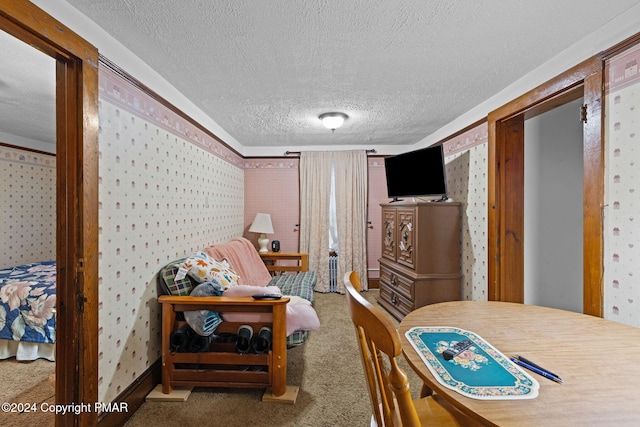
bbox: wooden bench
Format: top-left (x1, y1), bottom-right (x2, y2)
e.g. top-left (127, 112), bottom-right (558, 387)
top-left (158, 294), bottom-right (299, 402)
top-left (154, 243), bottom-right (315, 403)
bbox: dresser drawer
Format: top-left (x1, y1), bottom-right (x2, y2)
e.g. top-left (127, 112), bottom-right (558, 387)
top-left (378, 282), bottom-right (413, 318)
top-left (379, 263), bottom-right (413, 300)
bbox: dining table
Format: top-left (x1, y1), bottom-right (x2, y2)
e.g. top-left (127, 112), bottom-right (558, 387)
top-left (398, 301), bottom-right (640, 426)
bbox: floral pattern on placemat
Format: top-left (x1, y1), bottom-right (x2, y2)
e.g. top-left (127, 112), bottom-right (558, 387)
top-left (434, 339), bottom-right (489, 371)
top-left (406, 326), bottom-right (539, 400)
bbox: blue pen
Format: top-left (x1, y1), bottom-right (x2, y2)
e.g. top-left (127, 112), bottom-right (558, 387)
top-left (515, 354), bottom-right (561, 379)
top-left (510, 357), bottom-right (563, 383)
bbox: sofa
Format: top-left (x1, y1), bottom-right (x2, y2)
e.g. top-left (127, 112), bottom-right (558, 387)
top-left (157, 237), bottom-right (318, 401)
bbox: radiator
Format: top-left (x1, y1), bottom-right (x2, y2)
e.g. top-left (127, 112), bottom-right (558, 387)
top-left (329, 253), bottom-right (338, 292)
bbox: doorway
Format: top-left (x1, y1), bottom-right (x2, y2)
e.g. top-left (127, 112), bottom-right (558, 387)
top-left (487, 56), bottom-right (604, 317)
top-left (523, 97), bottom-right (585, 313)
top-left (0, 2), bottom-right (99, 426)
top-left (0, 27), bottom-right (56, 419)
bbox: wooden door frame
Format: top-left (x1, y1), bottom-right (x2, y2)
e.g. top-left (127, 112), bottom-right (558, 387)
top-left (487, 56), bottom-right (604, 317)
top-left (0, 2), bottom-right (99, 426)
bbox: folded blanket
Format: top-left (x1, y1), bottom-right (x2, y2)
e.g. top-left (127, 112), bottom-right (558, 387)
top-left (203, 237), bottom-right (273, 286)
top-left (222, 285), bottom-right (320, 336)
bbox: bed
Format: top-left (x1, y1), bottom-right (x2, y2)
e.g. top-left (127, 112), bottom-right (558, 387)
top-left (0, 260), bottom-right (56, 361)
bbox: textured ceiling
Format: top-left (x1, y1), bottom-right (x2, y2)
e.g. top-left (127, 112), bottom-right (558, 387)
top-left (3, 1), bottom-right (640, 152)
top-left (0, 30), bottom-right (55, 148)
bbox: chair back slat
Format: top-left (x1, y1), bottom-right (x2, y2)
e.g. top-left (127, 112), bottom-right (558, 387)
top-left (356, 326), bottom-right (386, 426)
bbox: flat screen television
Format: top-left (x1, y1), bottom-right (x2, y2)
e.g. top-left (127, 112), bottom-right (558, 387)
top-left (384, 145), bottom-right (448, 202)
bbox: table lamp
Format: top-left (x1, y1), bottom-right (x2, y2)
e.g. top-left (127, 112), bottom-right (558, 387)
top-left (249, 213), bottom-right (274, 253)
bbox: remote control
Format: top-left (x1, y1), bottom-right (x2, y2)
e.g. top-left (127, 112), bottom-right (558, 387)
top-left (442, 340), bottom-right (473, 361)
top-left (251, 294), bottom-right (282, 300)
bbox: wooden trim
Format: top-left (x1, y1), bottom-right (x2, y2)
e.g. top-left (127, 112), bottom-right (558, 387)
top-left (491, 57), bottom-right (601, 120)
top-left (0, 1), bottom-right (99, 426)
top-left (78, 58), bottom-right (100, 426)
top-left (486, 118), bottom-right (499, 301)
top-left (55, 56), bottom-right (78, 425)
top-left (522, 88), bottom-right (584, 121)
top-left (488, 114), bottom-right (528, 302)
top-left (0, 141), bottom-right (56, 156)
top-left (97, 361), bottom-right (161, 427)
top-left (582, 70), bottom-right (605, 317)
top-left (600, 31), bottom-right (640, 60)
top-left (498, 115), bottom-right (525, 302)
top-left (434, 118), bottom-right (487, 146)
top-left (488, 56), bottom-right (604, 316)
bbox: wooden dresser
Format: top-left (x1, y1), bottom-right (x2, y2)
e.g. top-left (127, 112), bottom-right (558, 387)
top-left (378, 202), bottom-right (461, 320)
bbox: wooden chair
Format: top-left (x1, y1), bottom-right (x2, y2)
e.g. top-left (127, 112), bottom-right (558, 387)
top-left (344, 272), bottom-right (480, 426)
top-left (344, 270), bottom-right (362, 292)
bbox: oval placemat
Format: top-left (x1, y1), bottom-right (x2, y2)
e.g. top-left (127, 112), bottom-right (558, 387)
top-left (405, 326), bottom-right (539, 400)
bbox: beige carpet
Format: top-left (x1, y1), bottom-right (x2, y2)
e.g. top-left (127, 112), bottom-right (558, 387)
top-left (124, 289), bottom-right (421, 426)
top-left (0, 357), bottom-right (55, 402)
top-left (0, 370), bottom-right (55, 426)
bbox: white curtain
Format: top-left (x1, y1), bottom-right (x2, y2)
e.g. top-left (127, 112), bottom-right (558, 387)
top-left (299, 151), bottom-right (333, 292)
top-left (300, 150), bottom-right (369, 293)
top-left (334, 150), bottom-right (368, 292)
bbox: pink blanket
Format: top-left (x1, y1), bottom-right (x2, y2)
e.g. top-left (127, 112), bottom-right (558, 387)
top-left (222, 285), bottom-right (320, 335)
top-left (203, 237), bottom-right (320, 335)
top-left (203, 237), bottom-right (273, 286)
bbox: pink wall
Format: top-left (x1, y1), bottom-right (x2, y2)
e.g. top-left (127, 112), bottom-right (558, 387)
top-left (243, 159), bottom-right (301, 253)
top-left (367, 157), bottom-right (388, 279)
top-left (243, 156), bottom-right (389, 280)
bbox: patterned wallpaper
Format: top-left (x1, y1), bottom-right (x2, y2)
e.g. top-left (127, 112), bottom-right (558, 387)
top-left (604, 43), bottom-right (640, 327)
top-left (0, 146), bottom-right (55, 269)
top-left (98, 66), bottom-right (244, 403)
top-left (443, 125), bottom-right (489, 301)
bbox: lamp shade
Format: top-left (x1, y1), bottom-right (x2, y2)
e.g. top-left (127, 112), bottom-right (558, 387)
top-left (319, 112), bottom-right (348, 131)
top-left (249, 213), bottom-right (274, 234)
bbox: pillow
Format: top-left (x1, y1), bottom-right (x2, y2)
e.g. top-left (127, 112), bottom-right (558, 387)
top-left (181, 251), bottom-right (240, 290)
top-left (159, 257), bottom-right (195, 296)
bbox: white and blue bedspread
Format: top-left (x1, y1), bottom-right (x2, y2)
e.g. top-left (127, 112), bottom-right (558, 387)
top-left (0, 261), bottom-right (56, 345)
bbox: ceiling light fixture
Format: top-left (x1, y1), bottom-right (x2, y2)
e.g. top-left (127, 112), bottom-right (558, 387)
top-left (319, 112), bottom-right (348, 132)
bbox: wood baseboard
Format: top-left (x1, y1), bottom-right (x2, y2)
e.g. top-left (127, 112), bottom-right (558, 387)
top-left (368, 278), bottom-right (380, 289)
top-left (97, 359), bottom-right (161, 427)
